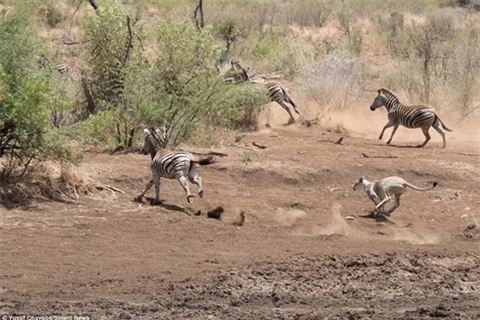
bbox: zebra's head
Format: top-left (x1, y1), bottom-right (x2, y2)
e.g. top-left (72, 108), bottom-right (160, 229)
top-left (370, 89), bottom-right (388, 111)
top-left (143, 127), bottom-right (166, 157)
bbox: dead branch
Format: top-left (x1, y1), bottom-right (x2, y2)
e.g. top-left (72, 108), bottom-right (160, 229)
top-left (179, 149), bottom-right (228, 157)
top-left (61, 40), bottom-right (80, 45)
top-left (362, 153), bottom-right (398, 159)
top-left (95, 185), bottom-right (125, 194)
top-left (252, 141), bottom-right (267, 149)
top-left (318, 137), bottom-right (344, 145)
top-left (226, 144), bottom-right (255, 151)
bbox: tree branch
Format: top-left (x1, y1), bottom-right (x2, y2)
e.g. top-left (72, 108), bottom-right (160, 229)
top-left (194, 0), bottom-right (204, 29)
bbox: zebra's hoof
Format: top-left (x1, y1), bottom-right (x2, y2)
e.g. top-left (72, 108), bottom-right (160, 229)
top-left (133, 196), bottom-right (143, 203)
top-left (187, 195), bottom-right (196, 204)
top-left (199, 190), bottom-right (205, 198)
top-left (149, 199), bottom-right (163, 206)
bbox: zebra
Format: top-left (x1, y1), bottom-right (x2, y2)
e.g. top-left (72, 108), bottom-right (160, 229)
top-left (37, 55), bottom-right (73, 80)
top-left (134, 128), bottom-right (215, 205)
top-left (370, 88), bottom-right (452, 148)
top-left (230, 60), bottom-right (300, 125)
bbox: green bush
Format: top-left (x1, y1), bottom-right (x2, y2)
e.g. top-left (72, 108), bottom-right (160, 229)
top-left (0, 8), bottom-right (74, 177)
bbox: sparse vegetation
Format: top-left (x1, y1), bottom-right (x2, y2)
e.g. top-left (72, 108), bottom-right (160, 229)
top-left (0, 0), bottom-right (479, 206)
top-left (242, 150), bottom-right (257, 163)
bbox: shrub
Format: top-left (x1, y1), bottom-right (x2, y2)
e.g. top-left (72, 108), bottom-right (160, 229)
top-left (301, 55), bottom-right (366, 113)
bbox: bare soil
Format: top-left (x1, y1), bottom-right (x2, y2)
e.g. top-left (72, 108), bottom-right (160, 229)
top-left (1, 108), bottom-right (479, 319)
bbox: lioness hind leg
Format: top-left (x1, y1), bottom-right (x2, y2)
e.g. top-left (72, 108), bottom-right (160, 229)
top-left (385, 194), bottom-right (401, 215)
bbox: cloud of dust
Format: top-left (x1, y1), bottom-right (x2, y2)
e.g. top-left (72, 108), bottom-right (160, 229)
top-left (274, 207), bottom-right (307, 227)
top-left (391, 228), bottom-right (440, 245)
top-left (291, 203), bottom-right (360, 237)
top-left (319, 203), bottom-right (355, 236)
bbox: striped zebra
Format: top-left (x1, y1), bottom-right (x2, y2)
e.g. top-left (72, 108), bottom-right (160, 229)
top-left (370, 88), bottom-right (452, 148)
top-left (37, 55), bottom-right (73, 80)
top-left (134, 128), bottom-right (215, 205)
top-left (230, 60), bottom-right (300, 125)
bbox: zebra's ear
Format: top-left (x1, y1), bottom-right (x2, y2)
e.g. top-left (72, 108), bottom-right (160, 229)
top-left (377, 89), bottom-right (381, 95)
top-left (144, 128), bottom-right (150, 136)
top-left (359, 177), bottom-right (364, 182)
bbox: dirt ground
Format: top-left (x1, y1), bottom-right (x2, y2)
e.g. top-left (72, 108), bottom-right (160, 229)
top-left (1, 106), bottom-right (479, 319)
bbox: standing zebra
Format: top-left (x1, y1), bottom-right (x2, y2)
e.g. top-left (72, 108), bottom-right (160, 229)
top-left (134, 128), bottom-right (215, 205)
top-left (230, 60), bottom-right (300, 125)
top-left (370, 88), bottom-right (452, 148)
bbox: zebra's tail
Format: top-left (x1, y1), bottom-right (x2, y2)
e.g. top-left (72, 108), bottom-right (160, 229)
top-left (436, 115), bottom-right (453, 132)
top-left (194, 155), bottom-right (216, 166)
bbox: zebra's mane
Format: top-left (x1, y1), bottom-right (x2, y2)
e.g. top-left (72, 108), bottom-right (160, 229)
top-left (147, 128), bottom-right (166, 151)
top-left (379, 88), bottom-right (399, 102)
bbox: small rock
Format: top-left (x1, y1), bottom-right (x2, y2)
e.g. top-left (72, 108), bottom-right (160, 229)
top-left (344, 215), bottom-right (355, 220)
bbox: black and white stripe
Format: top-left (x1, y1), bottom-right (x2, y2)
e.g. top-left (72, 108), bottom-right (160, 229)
top-left (135, 128), bottom-right (214, 204)
top-left (37, 55), bottom-right (73, 80)
top-left (230, 60), bottom-right (300, 124)
top-left (370, 88), bottom-right (452, 148)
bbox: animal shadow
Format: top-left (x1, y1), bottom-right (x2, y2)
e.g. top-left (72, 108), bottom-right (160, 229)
top-left (359, 212), bottom-right (395, 224)
top-left (144, 197), bottom-right (191, 215)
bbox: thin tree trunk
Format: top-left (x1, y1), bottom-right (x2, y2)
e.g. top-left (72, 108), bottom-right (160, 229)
top-left (194, 0), bottom-right (204, 29)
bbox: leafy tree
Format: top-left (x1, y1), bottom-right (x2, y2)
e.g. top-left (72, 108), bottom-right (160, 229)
top-left (80, 3), bottom-right (143, 149)
top-left (0, 8), bottom-right (73, 177)
top-left (123, 19), bottom-right (267, 148)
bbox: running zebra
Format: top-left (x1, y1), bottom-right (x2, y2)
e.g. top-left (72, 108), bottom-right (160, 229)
top-left (134, 128), bottom-right (215, 205)
top-left (230, 60), bottom-right (300, 125)
top-left (370, 88), bottom-right (452, 148)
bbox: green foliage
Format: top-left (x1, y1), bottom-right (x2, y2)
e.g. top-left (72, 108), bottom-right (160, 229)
top-left (124, 19), bottom-right (269, 148)
top-left (82, 3), bottom-right (142, 110)
top-left (247, 33), bottom-right (316, 78)
top-left (65, 111), bottom-right (118, 148)
top-left (0, 8), bottom-right (74, 176)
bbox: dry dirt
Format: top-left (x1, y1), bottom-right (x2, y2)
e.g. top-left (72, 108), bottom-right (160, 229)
top-left (1, 107), bottom-right (479, 319)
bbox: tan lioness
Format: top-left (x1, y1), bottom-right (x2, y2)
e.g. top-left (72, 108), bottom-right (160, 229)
top-left (353, 176), bottom-right (438, 216)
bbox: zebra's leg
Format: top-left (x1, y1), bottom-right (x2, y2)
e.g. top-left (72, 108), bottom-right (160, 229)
top-left (151, 173), bottom-right (163, 205)
top-left (188, 174), bottom-right (204, 198)
top-left (285, 95), bottom-right (300, 115)
top-left (385, 194), bottom-right (401, 216)
top-left (379, 121), bottom-right (395, 141)
top-left (134, 179), bottom-right (154, 202)
top-left (386, 124), bottom-right (400, 145)
top-left (432, 122), bottom-right (447, 148)
top-left (177, 174), bottom-right (194, 203)
top-left (417, 127), bottom-right (431, 148)
top-left (277, 101), bottom-right (296, 125)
